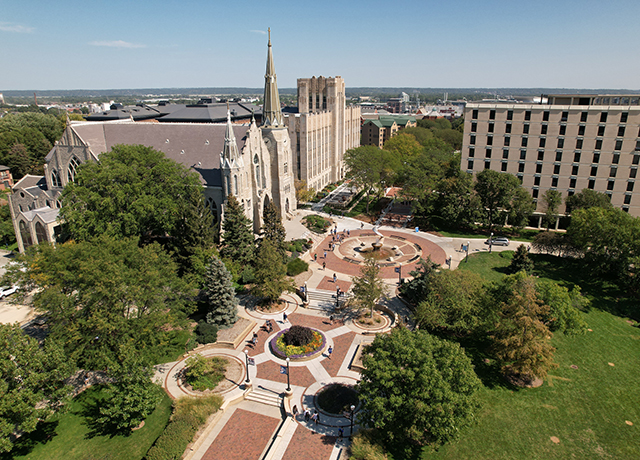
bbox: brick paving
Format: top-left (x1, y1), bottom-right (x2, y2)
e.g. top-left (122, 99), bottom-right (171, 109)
top-left (316, 276), bottom-right (352, 292)
top-left (321, 332), bottom-right (357, 377)
top-left (201, 408), bottom-right (280, 460)
top-left (280, 425), bottom-right (337, 460)
top-left (256, 359), bottom-right (317, 388)
top-left (287, 312), bottom-right (343, 332)
top-left (245, 321), bottom-right (282, 357)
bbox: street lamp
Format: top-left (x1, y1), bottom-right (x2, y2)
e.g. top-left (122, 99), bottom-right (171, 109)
top-left (350, 404), bottom-right (356, 436)
top-left (285, 357), bottom-right (291, 392)
top-left (244, 349), bottom-right (250, 385)
top-left (489, 231), bottom-right (494, 253)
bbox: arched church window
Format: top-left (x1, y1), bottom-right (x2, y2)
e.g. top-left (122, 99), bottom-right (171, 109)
top-left (19, 220), bottom-right (33, 248)
top-left (67, 156), bottom-right (80, 183)
top-left (234, 175), bottom-right (238, 195)
top-left (35, 222), bottom-right (47, 244)
top-left (51, 169), bottom-right (62, 188)
top-left (205, 197), bottom-right (218, 224)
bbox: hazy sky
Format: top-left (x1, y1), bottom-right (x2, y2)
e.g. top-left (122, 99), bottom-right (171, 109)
top-left (2, 0), bottom-right (639, 91)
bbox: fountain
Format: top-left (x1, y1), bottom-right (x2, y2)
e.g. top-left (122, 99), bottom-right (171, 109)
top-left (371, 238), bottom-right (383, 251)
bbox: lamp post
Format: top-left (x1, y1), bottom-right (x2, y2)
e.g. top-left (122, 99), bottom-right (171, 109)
top-left (350, 404), bottom-right (356, 436)
top-left (489, 231), bottom-right (494, 253)
top-left (285, 357), bottom-right (291, 392)
top-left (244, 349), bottom-right (251, 386)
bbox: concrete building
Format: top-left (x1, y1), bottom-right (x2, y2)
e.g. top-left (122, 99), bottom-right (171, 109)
top-left (284, 76), bottom-right (360, 192)
top-left (462, 94), bottom-right (640, 219)
top-left (361, 115), bottom-right (417, 148)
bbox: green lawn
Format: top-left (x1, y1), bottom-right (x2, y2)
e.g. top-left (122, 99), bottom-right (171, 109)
top-left (4, 386), bottom-right (172, 460)
top-left (420, 252), bottom-right (640, 460)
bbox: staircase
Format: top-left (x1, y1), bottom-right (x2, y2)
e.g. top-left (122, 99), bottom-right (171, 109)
top-left (306, 288), bottom-right (351, 311)
top-left (245, 388), bottom-right (283, 408)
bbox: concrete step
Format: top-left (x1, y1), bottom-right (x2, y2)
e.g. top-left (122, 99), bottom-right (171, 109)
top-left (245, 389), bottom-right (283, 408)
top-left (306, 288), bottom-right (351, 311)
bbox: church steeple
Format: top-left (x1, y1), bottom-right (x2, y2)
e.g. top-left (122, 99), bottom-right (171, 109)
top-left (221, 103), bottom-right (241, 167)
top-left (262, 28), bottom-right (283, 128)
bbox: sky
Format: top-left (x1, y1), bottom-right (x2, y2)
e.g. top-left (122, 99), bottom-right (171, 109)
top-left (1, 0), bottom-right (640, 91)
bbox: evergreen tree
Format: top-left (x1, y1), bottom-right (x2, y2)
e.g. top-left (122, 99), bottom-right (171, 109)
top-left (252, 238), bottom-right (295, 303)
top-left (220, 195), bottom-right (255, 266)
top-left (261, 200), bottom-right (286, 261)
top-left (508, 244), bottom-right (534, 274)
top-left (204, 255), bottom-right (238, 327)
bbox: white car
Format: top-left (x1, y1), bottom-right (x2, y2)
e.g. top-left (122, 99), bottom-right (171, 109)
top-left (484, 237), bottom-right (510, 246)
top-left (0, 286), bottom-right (18, 298)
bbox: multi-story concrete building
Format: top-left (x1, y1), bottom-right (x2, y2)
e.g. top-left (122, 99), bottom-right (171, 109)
top-left (462, 94), bottom-right (640, 219)
top-left (284, 76), bottom-right (360, 191)
top-left (361, 115), bottom-right (417, 148)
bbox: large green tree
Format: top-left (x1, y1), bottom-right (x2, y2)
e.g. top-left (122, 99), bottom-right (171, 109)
top-left (5, 236), bottom-right (191, 370)
top-left (474, 169), bottom-right (521, 230)
top-left (261, 199), bottom-right (286, 261)
top-left (204, 255), bottom-right (238, 327)
top-left (350, 257), bottom-right (388, 318)
top-left (220, 194), bottom-right (255, 266)
top-left (508, 187), bottom-right (536, 228)
top-left (252, 238), bottom-right (295, 304)
top-left (542, 189), bottom-right (563, 230)
top-left (535, 280), bottom-right (588, 335)
top-left (344, 146), bottom-right (389, 214)
top-left (565, 188), bottom-right (612, 214)
top-left (357, 328), bottom-right (481, 450)
top-left (0, 324), bottom-right (73, 453)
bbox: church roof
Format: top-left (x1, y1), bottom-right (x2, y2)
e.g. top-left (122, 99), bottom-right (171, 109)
top-left (21, 206), bottom-right (59, 224)
top-left (13, 175), bottom-right (47, 191)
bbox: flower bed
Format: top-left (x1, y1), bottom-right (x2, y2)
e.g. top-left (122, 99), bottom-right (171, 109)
top-left (270, 327), bottom-right (326, 360)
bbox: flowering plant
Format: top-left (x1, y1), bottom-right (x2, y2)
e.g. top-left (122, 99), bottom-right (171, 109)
top-left (270, 327), bottom-right (326, 359)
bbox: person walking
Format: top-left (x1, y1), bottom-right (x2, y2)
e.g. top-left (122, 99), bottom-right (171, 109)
top-left (292, 405), bottom-right (298, 418)
top-left (322, 261), bottom-right (326, 270)
top-left (314, 253), bottom-right (317, 262)
top-left (324, 250), bottom-right (327, 259)
top-left (327, 345), bottom-right (333, 359)
top-left (311, 412), bottom-right (318, 424)
top-left (283, 312), bottom-right (288, 323)
top-left (338, 427), bottom-right (344, 439)
top-left (304, 408), bottom-right (311, 421)
top-left (333, 273), bottom-right (337, 283)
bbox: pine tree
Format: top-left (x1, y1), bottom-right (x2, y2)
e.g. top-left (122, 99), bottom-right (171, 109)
top-left (261, 200), bottom-right (286, 261)
top-left (220, 195), bottom-right (255, 266)
top-left (204, 255), bottom-right (238, 327)
top-left (252, 238), bottom-right (295, 304)
top-left (508, 244), bottom-right (534, 274)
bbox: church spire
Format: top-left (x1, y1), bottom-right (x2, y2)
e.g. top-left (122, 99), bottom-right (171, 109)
top-left (222, 102), bottom-right (240, 164)
top-left (262, 28), bottom-right (283, 128)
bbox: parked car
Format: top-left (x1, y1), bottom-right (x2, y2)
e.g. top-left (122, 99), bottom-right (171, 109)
top-left (484, 237), bottom-right (510, 246)
top-left (0, 286), bottom-right (18, 298)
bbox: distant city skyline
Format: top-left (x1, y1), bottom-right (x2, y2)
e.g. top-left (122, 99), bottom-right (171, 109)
top-left (2, 0), bottom-right (639, 91)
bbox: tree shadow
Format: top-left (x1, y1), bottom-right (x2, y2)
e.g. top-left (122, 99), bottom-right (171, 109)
top-left (0, 420), bottom-right (59, 459)
top-left (76, 387), bottom-right (130, 439)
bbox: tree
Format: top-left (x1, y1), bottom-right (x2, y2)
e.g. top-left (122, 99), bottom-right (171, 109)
top-left (350, 257), bottom-right (388, 318)
top-left (383, 133), bottom-right (423, 158)
top-left (0, 324), bottom-right (72, 453)
top-left (433, 168), bottom-right (481, 229)
top-left (507, 188), bottom-right (536, 228)
top-left (344, 146), bottom-right (385, 214)
top-left (531, 231), bottom-right (578, 257)
top-left (5, 236), bottom-right (191, 370)
top-left (433, 128), bottom-right (463, 150)
top-left (399, 257), bottom-right (439, 306)
top-left (0, 203), bottom-right (15, 246)
top-left (474, 169), bottom-right (521, 230)
top-left (535, 280), bottom-right (588, 335)
top-left (414, 269), bottom-right (485, 336)
top-left (261, 200), bottom-right (286, 261)
top-left (542, 189), bottom-right (563, 230)
top-left (565, 188), bottom-right (612, 214)
top-left (93, 345), bottom-right (161, 434)
top-left (204, 255), bottom-right (238, 327)
top-left (487, 272), bottom-right (557, 383)
top-left (294, 179), bottom-right (315, 203)
top-left (252, 238), bottom-right (295, 304)
top-left (508, 244), bottom-right (534, 274)
top-left (220, 194), bottom-right (255, 266)
top-left (59, 144), bottom-right (214, 274)
top-left (357, 328), bottom-right (481, 449)
top-left (401, 126), bottom-right (433, 145)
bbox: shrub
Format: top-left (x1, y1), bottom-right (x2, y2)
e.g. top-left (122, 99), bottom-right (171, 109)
top-left (287, 258), bottom-right (309, 276)
top-left (282, 325), bottom-right (314, 346)
top-left (145, 395), bottom-right (223, 460)
top-left (184, 355), bottom-right (227, 391)
top-left (195, 321), bottom-right (218, 344)
top-left (349, 430), bottom-right (388, 460)
top-left (240, 266), bottom-right (255, 284)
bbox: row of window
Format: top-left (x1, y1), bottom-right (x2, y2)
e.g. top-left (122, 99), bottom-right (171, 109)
top-left (470, 135), bottom-right (639, 151)
top-left (472, 109), bottom-right (630, 124)
top-left (469, 147), bottom-right (640, 165)
top-left (471, 121), bottom-right (638, 138)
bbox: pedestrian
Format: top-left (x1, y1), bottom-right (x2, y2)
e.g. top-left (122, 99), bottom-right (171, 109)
top-left (311, 412), bottom-right (318, 423)
top-left (304, 408), bottom-right (311, 421)
top-left (315, 411), bottom-right (320, 425)
top-left (322, 261), bottom-right (326, 270)
top-left (460, 243), bottom-right (464, 251)
top-left (333, 273), bottom-right (337, 283)
top-left (283, 312), bottom-right (288, 323)
top-left (252, 335), bottom-right (257, 347)
top-left (292, 405), bottom-right (298, 418)
top-left (327, 345), bottom-right (333, 359)
top-left (347, 229), bottom-right (350, 237)
top-left (361, 222), bottom-right (364, 229)
top-left (329, 315), bottom-right (334, 325)
top-left (324, 250), bottom-right (327, 259)
top-left (338, 427), bottom-right (344, 438)
top-left (314, 253), bottom-right (317, 262)
top-left (336, 286), bottom-right (341, 297)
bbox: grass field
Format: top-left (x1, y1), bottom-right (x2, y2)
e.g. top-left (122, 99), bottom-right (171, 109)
top-left (421, 252), bottom-right (640, 460)
top-left (4, 386), bottom-right (172, 460)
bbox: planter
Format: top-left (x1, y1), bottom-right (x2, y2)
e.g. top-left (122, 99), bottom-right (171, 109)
top-left (269, 327), bottom-right (327, 361)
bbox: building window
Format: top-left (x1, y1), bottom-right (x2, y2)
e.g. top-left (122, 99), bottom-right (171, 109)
top-left (554, 164), bottom-right (561, 174)
top-left (520, 149), bottom-right (527, 160)
top-left (570, 178), bottom-right (577, 188)
top-left (600, 112), bottom-right (608, 123)
top-left (555, 151), bottom-right (563, 161)
top-left (51, 169), bottom-right (62, 188)
top-left (507, 110), bottom-right (513, 121)
top-left (467, 160), bottom-right (474, 170)
top-left (504, 136), bottom-right (511, 146)
top-left (595, 139), bottom-right (603, 150)
top-left (591, 166), bottom-right (598, 176)
top-left (576, 138), bottom-right (583, 149)
top-left (517, 174), bottom-right (523, 184)
top-left (634, 155), bottom-right (640, 165)
top-left (35, 222), bottom-right (47, 244)
top-left (572, 165), bottom-right (579, 175)
top-left (536, 163), bottom-right (543, 174)
top-left (521, 137), bottom-right (528, 147)
top-left (504, 123), bottom-right (512, 134)
top-left (67, 156), bottom-right (80, 183)
top-left (486, 148), bottom-right (492, 158)
top-left (588, 179), bottom-right (595, 189)
top-left (623, 207), bottom-right (630, 212)
top-left (501, 162), bottom-right (508, 172)
top-left (539, 138), bottom-right (546, 148)
top-left (574, 152), bottom-right (581, 162)
top-left (624, 194), bottom-right (632, 204)
top-left (470, 135), bottom-right (476, 145)
top-left (613, 153), bottom-right (620, 164)
top-left (610, 167), bottom-right (617, 178)
top-left (523, 124), bottom-right (530, 134)
top-left (469, 147), bottom-right (475, 157)
top-left (627, 182), bottom-right (635, 192)
top-left (578, 125), bottom-right (585, 136)
top-left (552, 177), bottom-right (558, 187)
top-left (631, 168), bottom-right (637, 179)
top-left (284, 162), bottom-right (288, 174)
top-left (618, 126), bottom-right (626, 137)
top-left (538, 151), bottom-right (544, 161)
top-left (635, 140), bottom-right (640, 151)
top-left (484, 160), bottom-right (491, 170)
top-left (621, 112), bottom-right (628, 123)
top-left (559, 125), bottom-right (567, 136)
top-left (615, 140), bottom-right (623, 151)
top-left (607, 180), bottom-right (615, 191)
top-left (487, 136), bottom-right (493, 146)
top-left (534, 176), bottom-right (541, 186)
top-left (525, 110), bottom-right (531, 121)
top-left (503, 148), bottom-right (509, 159)
top-left (488, 122), bottom-right (494, 133)
top-left (472, 109), bottom-right (478, 119)
top-left (471, 122), bottom-right (477, 132)
top-left (532, 189), bottom-right (539, 199)
top-left (581, 112), bottom-right (588, 122)
top-left (543, 111), bottom-right (550, 121)
top-left (541, 124), bottom-right (548, 135)
top-left (561, 111), bottom-right (568, 122)
top-left (568, 190), bottom-right (575, 197)
top-left (518, 162), bottom-right (525, 173)
top-left (489, 110), bottom-right (496, 120)
top-left (598, 125), bottom-right (606, 137)
top-left (19, 221), bottom-right (33, 248)
top-left (557, 138), bottom-right (564, 149)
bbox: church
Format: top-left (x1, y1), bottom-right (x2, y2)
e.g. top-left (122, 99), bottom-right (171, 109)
top-left (8, 32), bottom-right (360, 253)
